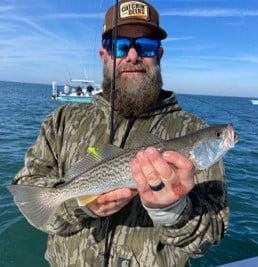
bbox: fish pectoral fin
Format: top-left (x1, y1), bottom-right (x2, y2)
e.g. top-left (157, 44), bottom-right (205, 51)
top-left (77, 195), bottom-right (99, 206)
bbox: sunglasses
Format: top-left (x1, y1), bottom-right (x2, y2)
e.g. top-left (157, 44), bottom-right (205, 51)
top-left (102, 37), bottom-right (161, 58)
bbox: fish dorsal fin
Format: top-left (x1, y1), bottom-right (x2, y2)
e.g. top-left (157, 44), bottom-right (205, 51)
top-left (130, 133), bottom-right (162, 149)
top-left (65, 145), bottom-right (125, 179)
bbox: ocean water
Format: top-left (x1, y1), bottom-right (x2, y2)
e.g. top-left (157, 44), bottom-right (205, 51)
top-left (0, 81), bottom-right (257, 267)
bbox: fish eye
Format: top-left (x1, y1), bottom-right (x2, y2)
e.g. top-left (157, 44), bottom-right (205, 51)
top-left (216, 131), bottom-right (222, 139)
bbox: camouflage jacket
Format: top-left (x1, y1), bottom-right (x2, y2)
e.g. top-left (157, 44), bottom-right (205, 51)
top-left (13, 90), bottom-right (229, 267)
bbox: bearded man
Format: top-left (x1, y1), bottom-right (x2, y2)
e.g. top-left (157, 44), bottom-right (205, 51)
top-left (11, 1), bottom-right (229, 266)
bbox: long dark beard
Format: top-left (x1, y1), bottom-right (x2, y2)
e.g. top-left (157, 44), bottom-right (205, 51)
top-left (102, 62), bottom-right (163, 117)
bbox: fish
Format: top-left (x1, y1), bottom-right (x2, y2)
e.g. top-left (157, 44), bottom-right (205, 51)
top-left (7, 124), bottom-right (238, 229)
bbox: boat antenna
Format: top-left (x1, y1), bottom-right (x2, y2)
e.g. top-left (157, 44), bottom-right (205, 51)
top-left (109, 0), bottom-right (119, 144)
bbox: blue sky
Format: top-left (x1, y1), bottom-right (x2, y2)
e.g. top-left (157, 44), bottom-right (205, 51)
top-left (1, 0), bottom-right (258, 97)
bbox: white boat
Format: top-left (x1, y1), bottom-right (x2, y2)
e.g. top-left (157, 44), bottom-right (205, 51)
top-left (251, 99), bottom-right (258, 105)
top-left (52, 79), bottom-right (102, 103)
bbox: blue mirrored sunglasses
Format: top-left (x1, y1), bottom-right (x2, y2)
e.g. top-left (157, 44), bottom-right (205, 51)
top-left (102, 37), bottom-right (161, 58)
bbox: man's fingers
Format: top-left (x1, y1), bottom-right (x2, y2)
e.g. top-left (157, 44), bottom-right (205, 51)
top-left (144, 147), bottom-right (173, 179)
top-left (97, 188), bottom-right (137, 204)
top-left (130, 157), bottom-right (150, 192)
top-left (163, 151), bottom-right (195, 172)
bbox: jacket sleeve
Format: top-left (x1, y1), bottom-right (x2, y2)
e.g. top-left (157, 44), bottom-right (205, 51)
top-left (12, 107), bottom-right (92, 235)
top-left (157, 159), bottom-right (229, 257)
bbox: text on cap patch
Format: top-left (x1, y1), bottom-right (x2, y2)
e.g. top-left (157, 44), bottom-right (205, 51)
top-left (120, 1), bottom-right (149, 20)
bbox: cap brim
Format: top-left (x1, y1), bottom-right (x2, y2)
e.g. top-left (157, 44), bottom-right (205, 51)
top-left (103, 23), bottom-right (167, 39)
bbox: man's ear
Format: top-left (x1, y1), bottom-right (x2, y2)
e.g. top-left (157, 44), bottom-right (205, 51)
top-left (158, 46), bottom-right (164, 60)
top-left (99, 48), bottom-right (106, 61)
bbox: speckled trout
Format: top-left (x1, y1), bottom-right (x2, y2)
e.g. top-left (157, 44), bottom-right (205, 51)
top-left (8, 124), bottom-right (238, 229)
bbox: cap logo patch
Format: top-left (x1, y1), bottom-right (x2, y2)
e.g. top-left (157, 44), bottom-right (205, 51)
top-left (120, 1), bottom-right (149, 20)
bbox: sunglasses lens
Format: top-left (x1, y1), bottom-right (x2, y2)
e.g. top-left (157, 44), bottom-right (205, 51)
top-left (135, 38), bottom-right (159, 57)
top-left (103, 37), bottom-right (160, 58)
top-left (116, 38), bottom-right (131, 57)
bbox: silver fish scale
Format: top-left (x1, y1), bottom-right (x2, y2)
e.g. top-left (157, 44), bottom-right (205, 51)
top-left (57, 150), bottom-right (137, 200)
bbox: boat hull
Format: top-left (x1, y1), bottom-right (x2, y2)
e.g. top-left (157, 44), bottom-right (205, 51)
top-left (251, 99), bottom-right (258, 105)
top-left (54, 95), bottom-right (93, 103)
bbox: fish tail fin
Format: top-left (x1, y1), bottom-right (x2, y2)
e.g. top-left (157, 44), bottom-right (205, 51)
top-left (7, 184), bottom-right (61, 229)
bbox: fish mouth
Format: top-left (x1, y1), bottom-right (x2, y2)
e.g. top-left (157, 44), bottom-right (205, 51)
top-left (234, 134), bottom-right (239, 144)
top-left (227, 124), bottom-right (239, 147)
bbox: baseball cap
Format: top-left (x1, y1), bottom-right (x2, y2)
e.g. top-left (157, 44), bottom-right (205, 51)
top-left (102, 0), bottom-right (167, 40)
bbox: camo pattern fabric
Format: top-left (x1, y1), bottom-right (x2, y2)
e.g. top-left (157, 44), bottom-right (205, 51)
top-left (13, 90), bottom-right (229, 267)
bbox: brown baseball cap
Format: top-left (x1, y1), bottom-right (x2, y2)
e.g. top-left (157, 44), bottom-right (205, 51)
top-left (102, 0), bottom-right (167, 40)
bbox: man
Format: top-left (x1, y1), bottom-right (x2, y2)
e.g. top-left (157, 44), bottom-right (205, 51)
top-left (12, 0), bottom-right (229, 266)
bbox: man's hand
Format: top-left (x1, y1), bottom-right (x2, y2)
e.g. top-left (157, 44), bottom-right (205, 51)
top-left (85, 146), bottom-right (194, 216)
top-left (86, 188), bottom-right (137, 217)
top-left (130, 146), bottom-right (195, 209)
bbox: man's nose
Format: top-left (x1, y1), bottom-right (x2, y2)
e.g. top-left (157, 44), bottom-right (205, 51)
top-left (125, 47), bottom-right (141, 63)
